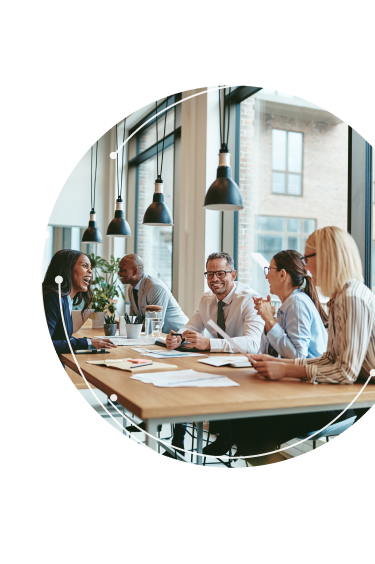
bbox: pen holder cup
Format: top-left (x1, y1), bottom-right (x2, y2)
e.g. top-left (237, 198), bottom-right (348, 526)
top-left (125, 323), bottom-right (142, 339)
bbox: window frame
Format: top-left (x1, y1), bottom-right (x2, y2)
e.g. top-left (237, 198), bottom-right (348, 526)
top-left (271, 128), bottom-right (304, 197)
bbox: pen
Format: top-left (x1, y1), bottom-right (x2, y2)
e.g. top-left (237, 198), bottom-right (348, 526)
top-left (170, 331), bottom-right (185, 344)
top-left (75, 349), bottom-right (109, 354)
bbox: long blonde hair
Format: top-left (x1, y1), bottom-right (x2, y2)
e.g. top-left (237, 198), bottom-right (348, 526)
top-left (305, 226), bottom-right (363, 297)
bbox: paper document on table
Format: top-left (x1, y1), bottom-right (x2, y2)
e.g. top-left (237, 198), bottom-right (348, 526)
top-left (86, 359), bottom-right (178, 373)
top-left (94, 337), bottom-right (156, 346)
top-left (131, 348), bottom-right (207, 358)
top-left (198, 356), bottom-right (251, 367)
top-left (130, 369), bottom-right (239, 387)
top-left (207, 319), bottom-right (248, 355)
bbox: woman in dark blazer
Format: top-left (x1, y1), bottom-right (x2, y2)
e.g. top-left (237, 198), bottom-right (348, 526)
top-left (43, 249), bottom-right (116, 356)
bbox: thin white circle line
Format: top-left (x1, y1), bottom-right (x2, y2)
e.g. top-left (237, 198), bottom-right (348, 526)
top-left (111, 82), bottom-right (375, 153)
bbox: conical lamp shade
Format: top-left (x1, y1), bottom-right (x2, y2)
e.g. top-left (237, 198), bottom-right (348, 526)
top-left (143, 179), bottom-right (173, 226)
top-left (82, 210), bottom-right (103, 243)
top-left (204, 151), bottom-right (243, 211)
top-left (106, 198), bottom-right (131, 237)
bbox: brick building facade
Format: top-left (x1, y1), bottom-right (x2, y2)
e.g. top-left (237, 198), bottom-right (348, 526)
top-left (237, 90), bottom-right (348, 297)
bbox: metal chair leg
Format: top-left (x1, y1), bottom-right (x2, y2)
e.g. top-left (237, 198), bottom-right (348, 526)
top-left (203, 422), bottom-right (211, 466)
top-left (191, 423), bottom-right (195, 463)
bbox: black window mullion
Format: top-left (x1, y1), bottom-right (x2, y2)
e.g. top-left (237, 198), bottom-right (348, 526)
top-left (348, 127), bottom-right (372, 288)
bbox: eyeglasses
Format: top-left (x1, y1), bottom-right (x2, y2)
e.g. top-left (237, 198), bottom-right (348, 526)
top-left (301, 253), bottom-right (316, 264)
top-left (264, 266), bottom-right (278, 277)
top-left (204, 270), bottom-right (233, 280)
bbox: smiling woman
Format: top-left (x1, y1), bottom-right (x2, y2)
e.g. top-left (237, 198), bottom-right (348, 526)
top-left (42, 249), bottom-right (117, 359)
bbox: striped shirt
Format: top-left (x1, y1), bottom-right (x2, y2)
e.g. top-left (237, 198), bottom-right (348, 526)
top-left (295, 279), bottom-right (375, 384)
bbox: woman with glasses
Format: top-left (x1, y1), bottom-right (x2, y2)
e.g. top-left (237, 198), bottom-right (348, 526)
top-left (232, 227), bottom-right (368, 464)
top-left (256, 249), bottom-right (328, 360)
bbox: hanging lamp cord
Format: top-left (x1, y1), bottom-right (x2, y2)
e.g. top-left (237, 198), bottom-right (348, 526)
top-left (91, 139), bottom-right (99, 210)
top-left (119, 118), bottom-right (126, 200)
top-left (115, 123), bottom-right (119, 201)
top-left (155, 97), bottom-right (169, 179)
top-left (155, 101), bottom-right (159, 177)
top-left (91, 146), bottom-right (93, 209)
top-left (160, 96), bottom-right (169, 179)
top-left (219, 87), bottom-right (223, 146)
top-left (226, 86), bottom-right (231, 146)
top-left (218, 86), bottom-right (232, 149)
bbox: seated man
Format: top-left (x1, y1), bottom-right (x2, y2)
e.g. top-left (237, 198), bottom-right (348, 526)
top-left (118, 254), bottom-right (189, 333)
top-left (165, 251), bottom-right (265, 457)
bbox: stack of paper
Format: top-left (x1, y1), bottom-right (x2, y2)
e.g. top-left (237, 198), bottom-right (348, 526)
top-left (131, 369), bottom-right (239, 387)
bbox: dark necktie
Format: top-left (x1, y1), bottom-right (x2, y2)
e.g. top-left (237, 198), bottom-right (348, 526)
top-left (217, 300), bottom-right (226, 339)
top-left (133, 289), bottom-right (139, 311)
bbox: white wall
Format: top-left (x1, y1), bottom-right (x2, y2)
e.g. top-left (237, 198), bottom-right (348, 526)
top-left (174, 88), bottom-right (224, 316)
top-left (48, 129), bottom-right (118, 261)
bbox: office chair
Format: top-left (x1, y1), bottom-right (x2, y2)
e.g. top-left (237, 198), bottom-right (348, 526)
top-left (298, 415), bottom-right (357, 449)
top-left (201, 422), bottom-right (234, 468)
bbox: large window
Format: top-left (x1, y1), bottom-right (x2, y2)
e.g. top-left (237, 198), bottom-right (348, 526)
top-left (128, 97), bottom-right (180, 291)
top-left (236, 89), bottom-right (348, 298)
top-left (136, 146), bottom-right (174, 289)
top-left (256, 216), bottom-right (316, 263)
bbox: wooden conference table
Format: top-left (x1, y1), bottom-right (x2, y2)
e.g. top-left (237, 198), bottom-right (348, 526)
top-left (61, 325), bottom-right (375, 464)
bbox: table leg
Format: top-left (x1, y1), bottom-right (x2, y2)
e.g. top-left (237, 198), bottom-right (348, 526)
top-left (145, 420), bottom-right (159, 452)
top-left (196, 422), bottom-right (203, 465)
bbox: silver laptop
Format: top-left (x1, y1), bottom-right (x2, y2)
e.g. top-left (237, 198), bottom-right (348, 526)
top-left (72, 309), bottom-right (94, 333)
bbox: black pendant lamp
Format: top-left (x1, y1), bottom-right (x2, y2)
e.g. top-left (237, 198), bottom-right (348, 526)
top-left (143, 98), bottom-right (173, 226)
top-left (82, 141), bottom-right (103, 243)
top-left (107, 119), bottom-right (131, 237)
top-left (204, 87), bottom-right (244, 211)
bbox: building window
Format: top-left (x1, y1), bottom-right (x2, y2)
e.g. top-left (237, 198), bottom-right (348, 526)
top-left (272, 129), bottom-right (303, 195)
top-left (256, 216), bottom-right (316, 263)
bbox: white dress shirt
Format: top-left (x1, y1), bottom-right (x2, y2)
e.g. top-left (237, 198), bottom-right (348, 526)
top-left (179, 281), bottom-right (265, 353)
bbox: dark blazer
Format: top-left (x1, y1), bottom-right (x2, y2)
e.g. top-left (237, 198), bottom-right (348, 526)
top-left (43, 292), bottom-right (89, 355)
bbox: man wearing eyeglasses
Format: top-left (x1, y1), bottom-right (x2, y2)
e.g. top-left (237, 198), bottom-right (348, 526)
top-left (164, 252), bottom-right (265, 458)
top-left (166, 251), bottom-right (264, 353)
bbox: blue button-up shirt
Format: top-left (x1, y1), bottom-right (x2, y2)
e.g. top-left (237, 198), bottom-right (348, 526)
top-left (260, 289), bottom-right (328, 359)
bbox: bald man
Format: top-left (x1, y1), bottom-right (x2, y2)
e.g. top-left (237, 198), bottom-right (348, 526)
top-left (118, 254), bottom-right (188, 333)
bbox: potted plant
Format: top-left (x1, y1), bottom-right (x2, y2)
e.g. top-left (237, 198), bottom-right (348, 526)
top-left (103, 303), bottom-right (117, 336)
top-left (88, 254), bottom-right (124, 328)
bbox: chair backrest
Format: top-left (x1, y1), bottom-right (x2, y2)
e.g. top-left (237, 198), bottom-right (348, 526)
top-left (305, 416), bottom-right (357, 441)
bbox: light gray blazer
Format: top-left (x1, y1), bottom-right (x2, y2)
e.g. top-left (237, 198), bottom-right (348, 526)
top-left (128, 274), bottom-right (189, 334)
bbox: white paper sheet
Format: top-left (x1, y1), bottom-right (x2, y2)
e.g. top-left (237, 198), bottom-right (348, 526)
top-left (130, 369), bottom-right (239, 387)
top-left (198, 355), bottom-right (250, 367)
top-left (131, 348), bottom-right (207, 358)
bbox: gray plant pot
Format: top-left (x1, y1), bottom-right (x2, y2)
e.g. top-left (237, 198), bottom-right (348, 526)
top-left (104, 323), bottom-right (117, 336)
